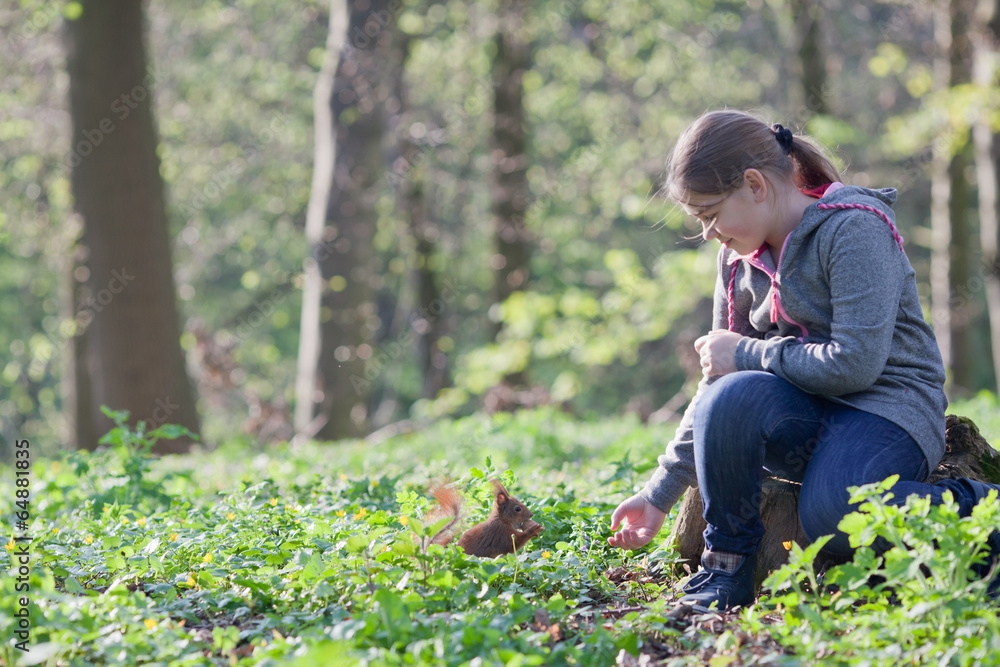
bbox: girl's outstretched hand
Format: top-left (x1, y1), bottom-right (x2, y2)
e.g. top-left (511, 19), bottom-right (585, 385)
top-left (607, 494), bottom-right (667, 550)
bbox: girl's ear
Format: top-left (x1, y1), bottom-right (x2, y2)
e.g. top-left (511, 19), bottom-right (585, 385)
top-left (743, 168), bottom-right (768, 202)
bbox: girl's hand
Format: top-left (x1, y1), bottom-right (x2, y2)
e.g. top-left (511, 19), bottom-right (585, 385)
top-left (694, 330), bottom-right (742, 376)
top-left (607, 494), bottom-right (667, 550)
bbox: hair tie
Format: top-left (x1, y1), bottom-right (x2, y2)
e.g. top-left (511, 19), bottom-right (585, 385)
top-left (772, 123), bottom-right (793, 155)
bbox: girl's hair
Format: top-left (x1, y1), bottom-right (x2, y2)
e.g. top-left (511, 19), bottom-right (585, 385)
top-left (665, 110), bottom-right (842, 203)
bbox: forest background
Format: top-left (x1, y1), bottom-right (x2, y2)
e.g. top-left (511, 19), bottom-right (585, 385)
top-left (2, 0), bottom-right (1000, 458)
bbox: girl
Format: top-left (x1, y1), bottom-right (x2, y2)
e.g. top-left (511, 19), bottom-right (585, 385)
top-left (607, 109), bottom-right (1000, 612)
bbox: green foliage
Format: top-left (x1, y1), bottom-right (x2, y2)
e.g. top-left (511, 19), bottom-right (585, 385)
top-left (5, 0), bottom-right (962, 453)
top-left (763, 476), bottom-right (1000, 666)
top-left (0, 411), bottom-right (674, 665)
top-left (9, 410), bottom-right (1000, 664)
top-left (432, 246), bottom-right (716, 416)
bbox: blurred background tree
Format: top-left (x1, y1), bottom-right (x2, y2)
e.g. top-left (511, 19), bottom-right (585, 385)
top-left (2, 0), bottom-right (999, 458)
top-left (65, 0), bottom-right (200, 453)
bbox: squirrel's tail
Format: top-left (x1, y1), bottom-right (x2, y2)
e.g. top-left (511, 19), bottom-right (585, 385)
top-left (427, 485), bottom-right (463, 547)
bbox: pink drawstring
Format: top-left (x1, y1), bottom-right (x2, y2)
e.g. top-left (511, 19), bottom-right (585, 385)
top-left (728, 263), bottom-right (739, 331)
top-left (726, 201), bottom-right (903, 334)
top-left (815, 202), bottom-right (905, 252)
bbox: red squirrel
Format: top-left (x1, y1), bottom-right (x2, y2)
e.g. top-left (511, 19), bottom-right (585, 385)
top-left (428, 479), bottom-right (544, 557)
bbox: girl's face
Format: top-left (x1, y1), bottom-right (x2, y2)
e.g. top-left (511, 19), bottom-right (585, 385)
top-left (680, 170), bottom-right (772, 256)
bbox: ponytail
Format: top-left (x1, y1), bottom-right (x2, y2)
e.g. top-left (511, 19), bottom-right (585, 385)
top-left (666, 110), bottom-right (841, 202)
top-left (787, 132), bottom-right (841, 191)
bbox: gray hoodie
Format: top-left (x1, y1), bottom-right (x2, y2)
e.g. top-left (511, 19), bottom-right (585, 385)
top-left (641, 184), bottom-right (948, 513)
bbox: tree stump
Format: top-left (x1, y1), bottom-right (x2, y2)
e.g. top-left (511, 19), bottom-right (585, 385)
top-left (667, 414), bottom-right (1000, 585)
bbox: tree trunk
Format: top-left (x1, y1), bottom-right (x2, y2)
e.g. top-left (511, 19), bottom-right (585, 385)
top-left (930, 0), bottom-right (975, 393)
top-left (309, 0), bottom-right (391, 440)
top-left (389, 33), bottom-right (452, 400)
top-left (791, 0), bottom-right (829, 116)
top-left (668, 415), bottom-right (1000, 585)
top-left (974, 0), bottom-right (1000, 393)
top-left (491, 0), bottom-right (531, 342)
top-left (294, 0), bottom-right (349, 436)
top-left (66, 0), bottom-right (199, 453)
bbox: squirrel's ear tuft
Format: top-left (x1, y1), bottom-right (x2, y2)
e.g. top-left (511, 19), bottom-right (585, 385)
top-left (489, 478), bottom-right (510, 496)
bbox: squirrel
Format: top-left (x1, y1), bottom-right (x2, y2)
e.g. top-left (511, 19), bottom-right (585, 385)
top-left (427, 479), bottom-right (544, 558)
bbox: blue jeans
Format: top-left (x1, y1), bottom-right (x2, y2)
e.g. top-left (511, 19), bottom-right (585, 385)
top-left (693, 371), bottom-right (993, 557)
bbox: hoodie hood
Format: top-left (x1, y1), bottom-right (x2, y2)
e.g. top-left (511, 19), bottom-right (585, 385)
top-left (795, 185), bottom-right (903, 252)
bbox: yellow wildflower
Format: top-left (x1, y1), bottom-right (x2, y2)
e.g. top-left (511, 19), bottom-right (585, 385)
top-left (542, 551), bottom-right (552, 558)
top-left (202, 553), bottom-right (213, 564)
top-left (335, 510), bottom-right (346, 518)
top-left (399, 516), bottom-right (409, 526)
top-left (226, 512), bottom-right (235, 521)
top-left (121, 518), bottom-right (130, 525)
top-left (353, 508), bottom-right (367, 520)
top-left (137, 517), bottom-right (146, 526)
top-left (339, 473), bottom-right (347, 482)
top-left (144, 618), bottom-right (157, 630)
top-left (4, 540), bottom-right (14, 551)
top-left (169, 532), bottom-right (179, 542)
top-left (270, 498), bottom-right (278, 507)
top-left (84, 536), bottom-right (94, 545)
top-left (186, 574), bottom-right (196, 587)
top-left (371, 480), bottom-right (379, 487)
top-left (782, 541), bottom-right (793, 550)
top-left (52, 527), bottom-right (59, 534)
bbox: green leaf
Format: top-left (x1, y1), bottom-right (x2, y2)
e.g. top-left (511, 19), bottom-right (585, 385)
top-left (149, 423), bottom-right (197, 441)
top-left (141, 537), bottom-right (161, 555)
top-left (345, 535), bottom-right (369, 554)
top-left (546, 593), bottom-right (566, 613)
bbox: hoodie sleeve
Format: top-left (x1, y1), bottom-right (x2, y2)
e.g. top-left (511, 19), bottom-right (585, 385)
top-left (640, 251), bottom-right (734, 512)
top-left (733, 212), bottom-right (904, 396)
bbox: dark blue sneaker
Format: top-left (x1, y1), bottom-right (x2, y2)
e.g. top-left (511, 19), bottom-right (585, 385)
top-left (678, 552), bottom-right (757, 612)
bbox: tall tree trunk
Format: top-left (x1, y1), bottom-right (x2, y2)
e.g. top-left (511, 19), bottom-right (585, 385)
top-left (491, 0), bottom-right (531, 342)
top-left (303, 0), bottom-right (390, 440)
top-left (389, 34), bottom-right (452, 399)
top-left (791, 0), bottom-right (829, 116)
top-left (974, 0), bottom-right (1000, 392)
top-left (930, 0), bottom-right (974, 393)
top-left (295, 0), bottom-right (349, 436)
top-left (66, 0), bottom-right (199, 452)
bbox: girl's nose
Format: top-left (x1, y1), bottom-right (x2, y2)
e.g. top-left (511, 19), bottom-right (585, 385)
top-left (702, 224), bottom-right (718, 242)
